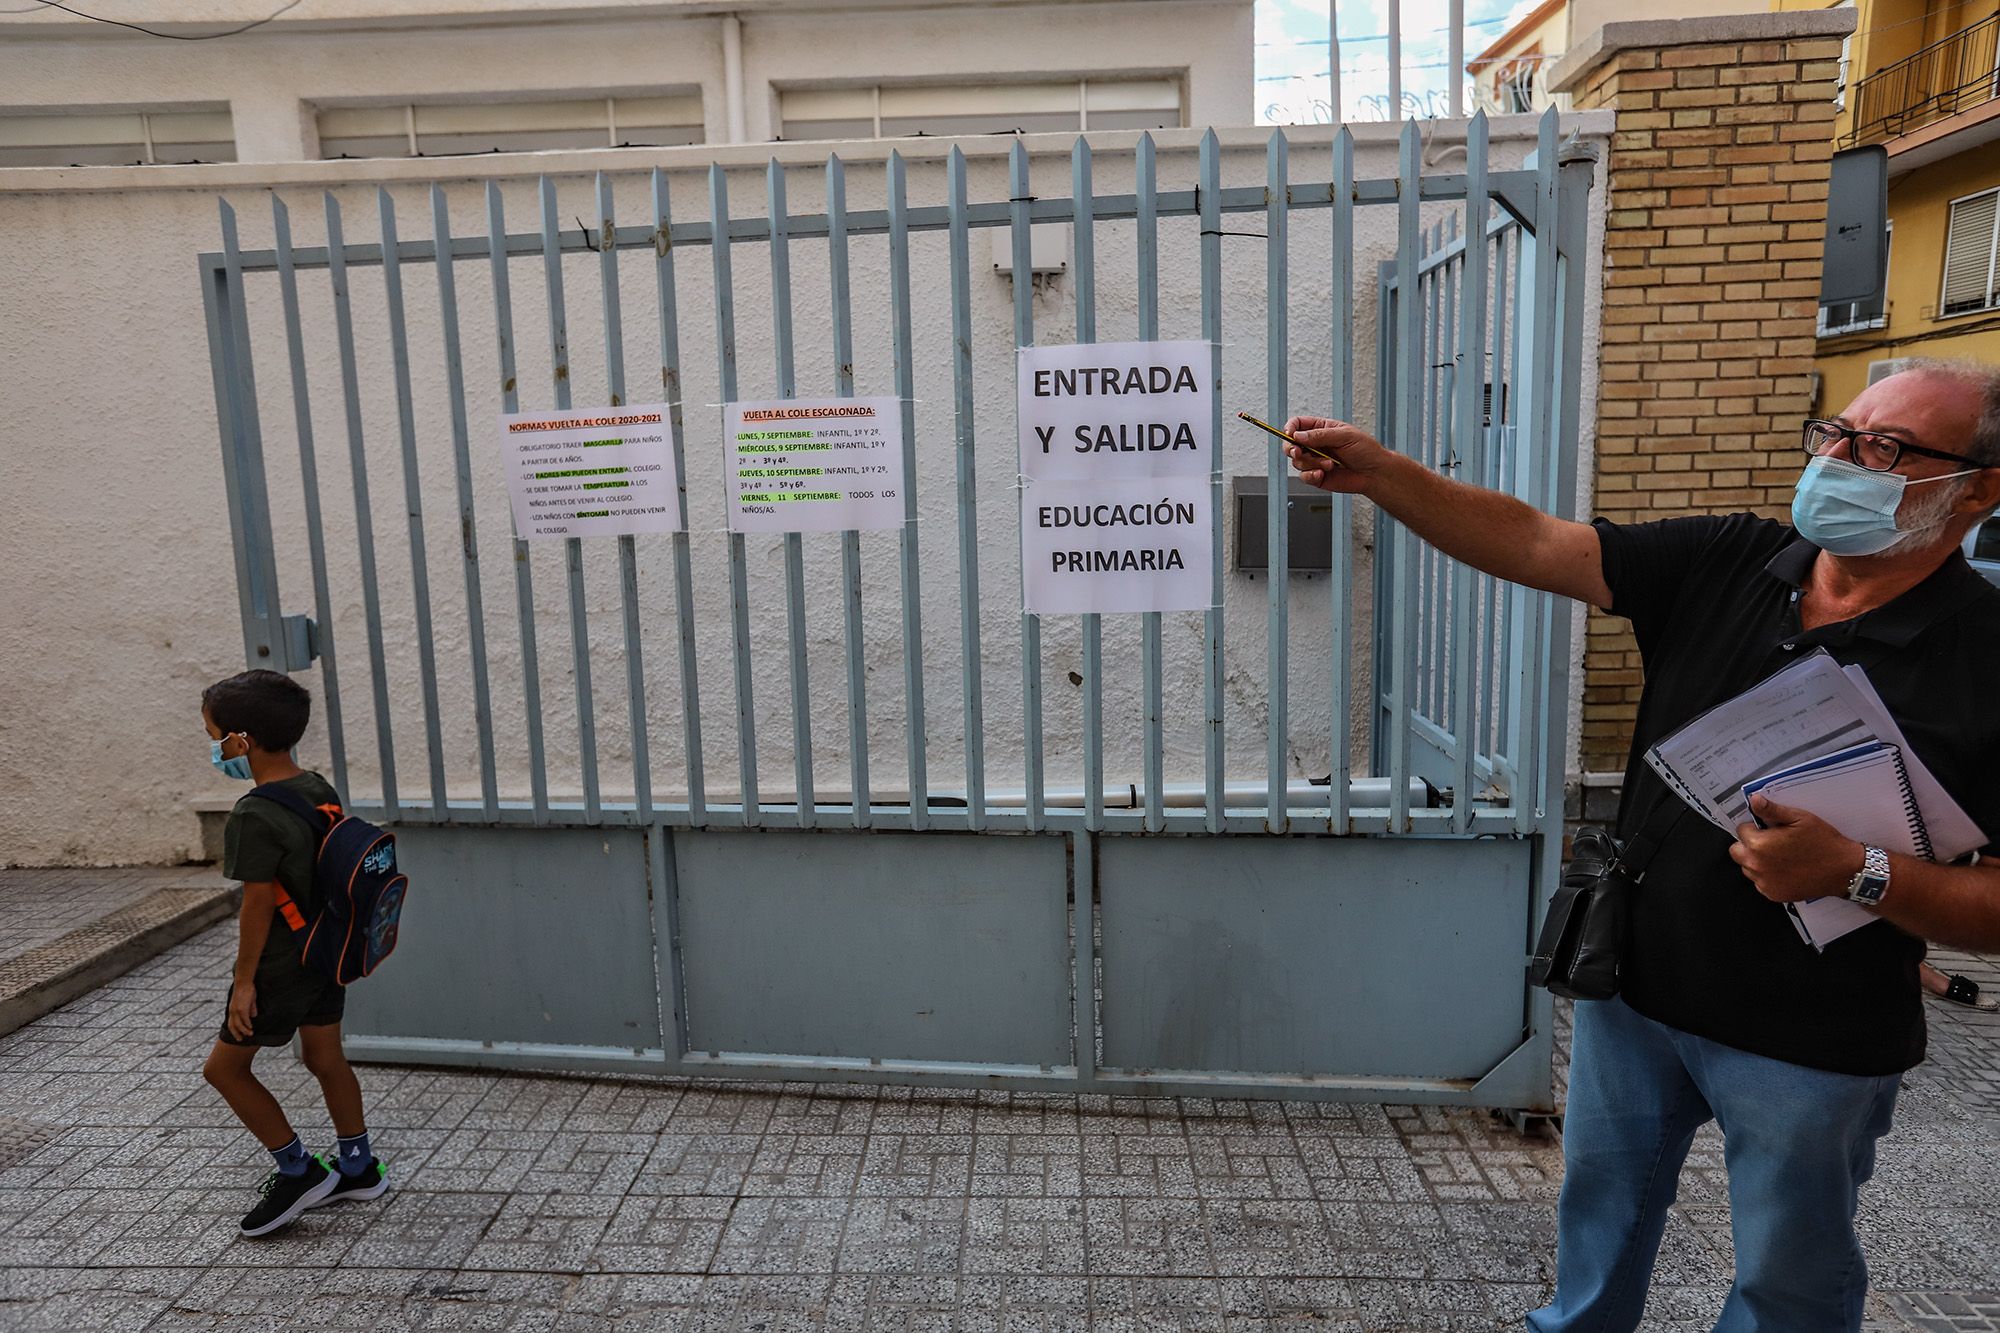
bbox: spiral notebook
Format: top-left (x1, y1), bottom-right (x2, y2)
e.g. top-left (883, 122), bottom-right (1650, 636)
top-left (1741, 741), bottom-right (1930, 950)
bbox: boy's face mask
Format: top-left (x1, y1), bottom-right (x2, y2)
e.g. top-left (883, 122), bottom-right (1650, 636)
top-left (1790, 455), bottom-right (1979, 556)
top-left (210, 735), bottom-right (253, 781)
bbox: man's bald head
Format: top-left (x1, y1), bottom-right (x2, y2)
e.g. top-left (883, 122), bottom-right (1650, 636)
top-left (1864, 359), bottom-right (2000, 467)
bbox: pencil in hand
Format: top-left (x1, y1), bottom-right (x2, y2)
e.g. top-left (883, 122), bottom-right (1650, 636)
top-left (1235, 411), bottom-right (1341, 465)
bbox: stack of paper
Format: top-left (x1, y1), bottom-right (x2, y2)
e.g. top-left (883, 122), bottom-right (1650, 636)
top-left (1644, 649), bottom-right (1985, 950)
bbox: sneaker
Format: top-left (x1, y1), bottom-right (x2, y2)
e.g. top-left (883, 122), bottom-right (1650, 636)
top-left (310, 1155), bottom-right (389, 1206)
top-left (239, 1158), bottom-right (337, 1237)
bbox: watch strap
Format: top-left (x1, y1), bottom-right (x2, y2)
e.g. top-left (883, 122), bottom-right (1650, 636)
top-left (1846, 844), bottom-right (1891, 904)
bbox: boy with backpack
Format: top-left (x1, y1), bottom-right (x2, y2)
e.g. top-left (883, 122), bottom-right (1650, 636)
top-left (200, 669), bottom-right (389, 1237)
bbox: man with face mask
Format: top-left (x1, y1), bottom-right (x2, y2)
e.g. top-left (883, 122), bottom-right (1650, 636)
top-left (1280, 359), bottom-right (2000, 1333)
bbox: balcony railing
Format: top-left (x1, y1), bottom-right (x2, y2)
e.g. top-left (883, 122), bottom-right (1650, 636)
top-left (1843, 12), bottom-right (2000, 146)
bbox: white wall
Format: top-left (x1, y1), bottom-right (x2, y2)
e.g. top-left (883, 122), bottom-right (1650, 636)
top-left (0, 0), bottom-right (1252, 159)
top-left (0, 116), bottom-right (1608, 867)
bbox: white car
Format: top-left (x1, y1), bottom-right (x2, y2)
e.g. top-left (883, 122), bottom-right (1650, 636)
top-left (1965, 516), bottom-right (2000, 588)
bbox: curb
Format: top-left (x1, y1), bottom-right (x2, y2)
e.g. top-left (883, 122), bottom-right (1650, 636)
top-left (0, 881), bottom-right (237, 1038)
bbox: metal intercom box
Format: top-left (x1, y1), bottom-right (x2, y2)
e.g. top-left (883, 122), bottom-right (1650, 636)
top-left (1233, 474), bottom-right (1339, 574)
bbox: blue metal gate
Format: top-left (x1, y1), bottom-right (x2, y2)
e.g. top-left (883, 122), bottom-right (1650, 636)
top-left (202, 114), bottom-right (1594, 1109)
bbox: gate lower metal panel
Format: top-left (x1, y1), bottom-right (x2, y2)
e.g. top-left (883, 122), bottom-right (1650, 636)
top-left (1097, 834), bottom-right (1530, 1080)
top-left (673, 828), bottom-right (1071, 1067)
top-left (343, 825), bottom-right (664, 1056)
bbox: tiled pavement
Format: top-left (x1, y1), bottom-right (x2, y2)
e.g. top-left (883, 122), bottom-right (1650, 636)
top-left (0, 867), bottom-right (222, 967)
top-left (0, 911), bottom-right (1993, 1331)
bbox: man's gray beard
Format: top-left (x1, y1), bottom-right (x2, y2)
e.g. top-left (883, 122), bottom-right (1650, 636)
top-left (1886, 477), bottom-right (1969, 554)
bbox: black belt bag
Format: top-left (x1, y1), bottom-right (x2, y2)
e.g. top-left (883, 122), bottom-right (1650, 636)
top-left (1530, 801), bottom-right (1685, 1002)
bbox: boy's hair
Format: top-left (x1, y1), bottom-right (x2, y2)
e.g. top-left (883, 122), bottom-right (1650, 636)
top-left (202, 670), bottom-right (312, 753)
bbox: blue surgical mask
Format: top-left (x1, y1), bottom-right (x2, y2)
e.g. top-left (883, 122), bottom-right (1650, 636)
top-left (1791, 456), bottom-right (1978, 556)
top-left (210, 738), bottom-right (253, 781)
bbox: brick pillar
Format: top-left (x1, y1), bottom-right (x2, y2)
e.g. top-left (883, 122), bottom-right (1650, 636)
top-left (1548, 10), bottom-right (1857, 776)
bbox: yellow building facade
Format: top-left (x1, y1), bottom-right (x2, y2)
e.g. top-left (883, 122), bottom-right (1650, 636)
top-left (1468, 0), bottom-right (1771, 113)
top-left (1468, 0), bottom-right (1570, 114)
top-left (1775, 0), bottom-right (2000, 406)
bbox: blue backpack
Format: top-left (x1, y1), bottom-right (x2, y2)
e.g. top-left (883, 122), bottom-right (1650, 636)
top-left (247, 784), bottom-right (408, 985)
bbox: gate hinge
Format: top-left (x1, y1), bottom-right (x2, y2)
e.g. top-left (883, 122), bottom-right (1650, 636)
top-left (256, 613), bottom-right (319, 671)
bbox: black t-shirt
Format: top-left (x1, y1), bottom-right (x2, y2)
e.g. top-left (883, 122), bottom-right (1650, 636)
top-left (1597, 513), bottom-right (2000, 1076)
top-left (222, 771), bottom-right (341, 972)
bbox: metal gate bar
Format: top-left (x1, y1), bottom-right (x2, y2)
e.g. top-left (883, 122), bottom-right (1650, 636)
top-left (826, 159), bottom-right (866, 827)
top-left (947, 150), bottom-right (987, 831)
top-left (536, 178), bottom-right (603, 822)
top-left (432, 186), bottom-right (500, 821)
top-left (595, 175), bottom-right (656, 822)
top-left (483, 183), bottom-right (554, 820)
top-left (767, 163), bottom-right (814, 829)
top-left (1327, 133), bottom-right (1355, 835)
top-left (270, 197), bottom-right (351, 801)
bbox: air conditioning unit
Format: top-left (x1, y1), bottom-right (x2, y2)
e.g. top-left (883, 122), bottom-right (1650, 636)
top-left (1866, 357), bottom-right (1915, 386)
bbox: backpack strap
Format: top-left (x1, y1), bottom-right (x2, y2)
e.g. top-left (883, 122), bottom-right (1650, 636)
top-left (245, 784), bottom-right (340, 934)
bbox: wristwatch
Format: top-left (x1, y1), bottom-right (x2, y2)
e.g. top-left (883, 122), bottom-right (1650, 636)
top-left (1846, 844), bottom-right (1892, 906)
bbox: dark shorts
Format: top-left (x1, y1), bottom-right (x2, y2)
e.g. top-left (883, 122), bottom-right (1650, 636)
top-left (218, 956), bottom-right (346, 1047)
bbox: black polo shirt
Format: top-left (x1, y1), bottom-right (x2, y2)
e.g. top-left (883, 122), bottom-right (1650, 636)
top-left (1597, 512), bottom-right (2000, 1076)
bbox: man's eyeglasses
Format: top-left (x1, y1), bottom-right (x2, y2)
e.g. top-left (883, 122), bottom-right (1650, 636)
top-left (1802, 419), bottom-right (1987, 473)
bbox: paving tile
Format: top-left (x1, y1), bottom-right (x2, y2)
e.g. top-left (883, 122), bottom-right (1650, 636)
top-left (665, 1087), bottom-right (781, 1137)
top-left (417, 1272), bottom-right (580, 1330)
top-left (556, 1272), bottom-right (705, 1322)
top-left (969, 1133), bottom-right (1084, 1198)
top-left (628, 1133), bottom-right (763, 1197)
top-left (836, 1198), bottom-right (966, 1275)
top-left (565, 1272), bottom-right (840, 1331)
top-left (871, 1088), bottom-right (979, 1137)
top-left (0, 1264), bottom-right (200, 1330)
top-left (743, 1132), bottom-right (867, 1197)
top-left (965, 1198), bottom-right (1091, 1275)
top-left (589, 1194), bottom-right (733, 1273)
top-left (343, 1189), bottom-right (510, 1269)
top-left (560, 1080), bottom-right (686, 1136)
top-left (1297, 1134), bottom-right (1434, 1206)
top-left (1213, 1276), bottom-right (1357, 1321)
top-left (856, 1133), bottom-right (975, 1197)
top-left (1854, 1204), bottom-right (2000, 1294)
top-left (1187, 1132), bottom-right (1314, 1202)
top-left (956, 1274), bottom-right (1091, 1332)
top-left (1081, 1133), bottom-right (1198, 1200)
top-left (711, 1197), bottom-right (849, 1274)
top-left (1087, 1275), bottom-right (1227, 1331)
top-left (150, 1266), bottom-right (449, 1331)
top-left (0, 866), bottom-right (220, 967)
top-left (1204, 1200), bottom-right (1349, 1278)
top-left (461, 1190), bottom-right (621, 1272)
top-left (822, 1275), bottom-right (959, 1333)
top-left (1080, 1198), bottom-right (1209, 1277)
top-left (1881, 1290), bottom-right (2000, 1332)
top-left (1346, 1276), bottom-right (1505, 1332)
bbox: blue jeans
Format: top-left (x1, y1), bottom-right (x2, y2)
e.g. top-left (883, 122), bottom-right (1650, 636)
top-left (1527, 996), bottom-right (1901, 1333)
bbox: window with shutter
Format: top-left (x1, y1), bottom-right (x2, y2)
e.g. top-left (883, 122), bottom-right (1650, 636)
top-left (317, 94), bottom-right (702, 159)
top-left (0, 107), bottom-right (236, 166)
top-left (1940, 188), bottom-right (1999, 317)
top-left (779, 77), bottom-right (1182, 141)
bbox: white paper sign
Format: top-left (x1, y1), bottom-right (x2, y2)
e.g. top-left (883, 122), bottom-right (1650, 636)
top-left (1017, 340), bottom-right (1213, 614)
top-left (500, 405), bottom-right (682, 541)
top-left (1018, 339), bottom-right (1214, 482)
top-left (725, 397), bottom-right (906, 533)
